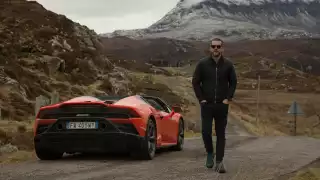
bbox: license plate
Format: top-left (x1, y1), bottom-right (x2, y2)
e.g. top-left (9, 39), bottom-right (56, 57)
top-left (67, 121), bottom-right (98, 129)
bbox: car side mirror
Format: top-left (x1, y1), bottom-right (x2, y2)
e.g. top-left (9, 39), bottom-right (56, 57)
top-left (172, 105), bottom-right (182, 113)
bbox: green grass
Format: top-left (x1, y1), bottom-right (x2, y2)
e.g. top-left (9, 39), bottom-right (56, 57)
top-left (184, 130), bottom-right (201, 138)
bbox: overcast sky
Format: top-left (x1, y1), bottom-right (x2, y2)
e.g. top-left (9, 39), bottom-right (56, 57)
top-left (34, 0), bottom-right (179, 34)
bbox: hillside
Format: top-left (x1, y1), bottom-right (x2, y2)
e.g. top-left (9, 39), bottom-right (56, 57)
top-left (101, 36), bottom-right (320, 138)
top-left (0, 0), bottom-right (187, 121)
top-left (102, 37), bottom-right (320, 77)
top-left (226, 39), bottom-right (320, 76)
top-left (0, 0), bottom-right (130, 121)
top-left (101, 36), bottom-right (205, 67)
top-left (102, 0), bottom-right (320, 41)
top-left (0, 0), bottom-right (190, 161)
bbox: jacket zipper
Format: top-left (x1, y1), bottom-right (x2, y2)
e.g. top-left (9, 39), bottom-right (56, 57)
top-left (214, 66), bottom-right (217, 103)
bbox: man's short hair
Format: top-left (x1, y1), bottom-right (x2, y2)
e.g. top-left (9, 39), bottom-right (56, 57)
top-left (211, 38), bottom-right (224, 45)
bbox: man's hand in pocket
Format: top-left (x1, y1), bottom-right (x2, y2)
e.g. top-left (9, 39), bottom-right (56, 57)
top-left (222, 99), bottom-right (229, 104)
top-left (200, 100), bottom-right (207, 104)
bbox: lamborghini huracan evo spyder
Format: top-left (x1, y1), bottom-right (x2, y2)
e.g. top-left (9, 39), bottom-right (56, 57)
top-left (33, 95), bottom-right (185, 160)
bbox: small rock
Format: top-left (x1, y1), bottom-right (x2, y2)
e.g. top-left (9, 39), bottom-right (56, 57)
top-left (62, 39), bottom-right (73, 51)
top-left (0, 144), bottom-right (18, 154)
top-left (41, 55), bottom-right (65, 75)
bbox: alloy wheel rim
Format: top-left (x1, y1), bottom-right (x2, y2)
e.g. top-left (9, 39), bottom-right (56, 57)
top-left (179, 122), bottom-right (184, 145)
top-left (148, 122), bottom-right (156, 154)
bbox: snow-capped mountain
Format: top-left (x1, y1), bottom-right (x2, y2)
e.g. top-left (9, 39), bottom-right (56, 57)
top-left (102, 0), bottom-right (320, 41)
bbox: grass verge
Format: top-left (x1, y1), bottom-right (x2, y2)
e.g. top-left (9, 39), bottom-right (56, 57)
top-left (0, 120), bottom-right (35, 164)
top-left (0, 151), bottom-right (35, 164)
top-left (275, 158), bottom-right (320, 180)
top-left (184, 130), bottom-right (201, 138)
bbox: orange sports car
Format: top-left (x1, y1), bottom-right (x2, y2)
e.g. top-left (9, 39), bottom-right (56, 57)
top-left (33, 95), bottom-right (185, 160)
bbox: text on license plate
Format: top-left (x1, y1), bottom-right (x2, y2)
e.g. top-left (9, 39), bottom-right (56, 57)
top-left (67, 121), bottom-right (98, 129)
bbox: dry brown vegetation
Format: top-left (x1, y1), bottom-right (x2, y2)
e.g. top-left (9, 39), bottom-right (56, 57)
top-left (0, 120), bottom-right (34, 164)
top-left (102, 37), bottom-right (320, 76)
top-left (0, 0), bottom-right (201, 162)
top-left (226, 39), bottom-right (320, 76)
top-left (171, 45), bottom-right (320, 138)
top-left (100, 30), bottom-right (320, 140)
top-left (0, 0), bottom-right (140, 122)
top-left (101, 36), bottom-right (205, 67)
top-left (126, 67), bottom-right (320, 139)
top-left (0, 0), bottom-right (141, 162)
top-left (231, 90), bottom-right (320, 137)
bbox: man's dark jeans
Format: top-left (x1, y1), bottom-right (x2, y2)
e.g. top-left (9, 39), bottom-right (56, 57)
top-left (200, 102), bottom-right (228, 162)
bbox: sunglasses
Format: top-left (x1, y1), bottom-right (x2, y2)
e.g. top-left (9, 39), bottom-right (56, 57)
top-left (211, 45), bottom-right (221, 49)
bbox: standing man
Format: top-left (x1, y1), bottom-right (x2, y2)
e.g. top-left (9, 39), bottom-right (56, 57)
top-left (192, 38), bottom-right (237, 173)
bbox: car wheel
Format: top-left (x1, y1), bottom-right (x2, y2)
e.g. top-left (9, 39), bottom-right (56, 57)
top-left (172, 119), bottom-right (184, 151)
top-left (35, 147), bottom-right (63, 160)
top-left (136, 118), bottom-right (157, 160)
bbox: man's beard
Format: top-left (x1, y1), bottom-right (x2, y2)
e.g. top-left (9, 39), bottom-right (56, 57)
top-left (212, 51), bottom-right (221, 57)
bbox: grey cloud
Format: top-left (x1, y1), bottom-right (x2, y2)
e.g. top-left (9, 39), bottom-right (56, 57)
top-left (36, 0), bottom-right (179, 18)
top-left (34, 0), bottom-right (179, 33)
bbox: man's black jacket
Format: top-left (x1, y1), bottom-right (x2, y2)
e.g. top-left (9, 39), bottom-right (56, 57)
top-left (192, 56), bottom-right (237, 103)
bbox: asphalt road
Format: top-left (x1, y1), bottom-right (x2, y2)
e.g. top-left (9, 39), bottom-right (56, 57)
top-left (1, 118), bottom-right (320, 180)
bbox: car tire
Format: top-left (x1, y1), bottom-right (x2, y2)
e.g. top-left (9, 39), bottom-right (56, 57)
top-left (171, 119), bottom-right (184, 151)
top-left (135, 118), bottom-right (157, 160)
top-left (35, 147), bottom-right (63, 160)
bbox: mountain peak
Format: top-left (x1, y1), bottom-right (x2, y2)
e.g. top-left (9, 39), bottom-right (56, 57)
top-left (178, 0), bottom-right (206, 8)
top-left (179, 0), bottom-right (318, 6)
top-left (102, 0), bottom-right (320, 41)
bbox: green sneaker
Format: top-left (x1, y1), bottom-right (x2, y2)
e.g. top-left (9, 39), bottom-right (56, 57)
top-left (206, 153), bottom-right (214, 168)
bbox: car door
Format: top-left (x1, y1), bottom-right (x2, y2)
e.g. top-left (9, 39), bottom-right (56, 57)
top-left (144, 98), bottom-right (171, 143)
top-left (158, 110), bottom-right (172, 143)
top-left (154, 98), bottom-right (177, 143)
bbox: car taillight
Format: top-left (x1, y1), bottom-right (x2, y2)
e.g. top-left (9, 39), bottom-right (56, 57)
top-left (103, 108), bottom-right (141, 118)
top-left (36, 108), bottom-right (59, 119)
top-left (36, 124), bottom-right (51, 134)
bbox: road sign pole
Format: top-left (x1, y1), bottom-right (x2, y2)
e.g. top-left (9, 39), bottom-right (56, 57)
top-left (288, 100), bottom-right (304, 136)
top-left (255, 75), bottom-right (261, 124)
top-left (294, 113), bottom-right (297, 136)
top-left (292, 101), bottom-right (297, 136)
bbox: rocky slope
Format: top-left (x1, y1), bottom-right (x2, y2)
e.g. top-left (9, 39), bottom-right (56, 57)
top-left (0, 0), bottom-right (136, 121)
top-left (102, 36), bottom-right (206, 68)
top-left (102, 36), bottom-right (320, 77)
top-left (0, 0), bottom-right (189, 156)
top-left (226, 38), bottom-right (320, 76)
top-left (102, 0), bottom-right (320, 41)
top-left (102, 36), bottom-right (320, 94)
